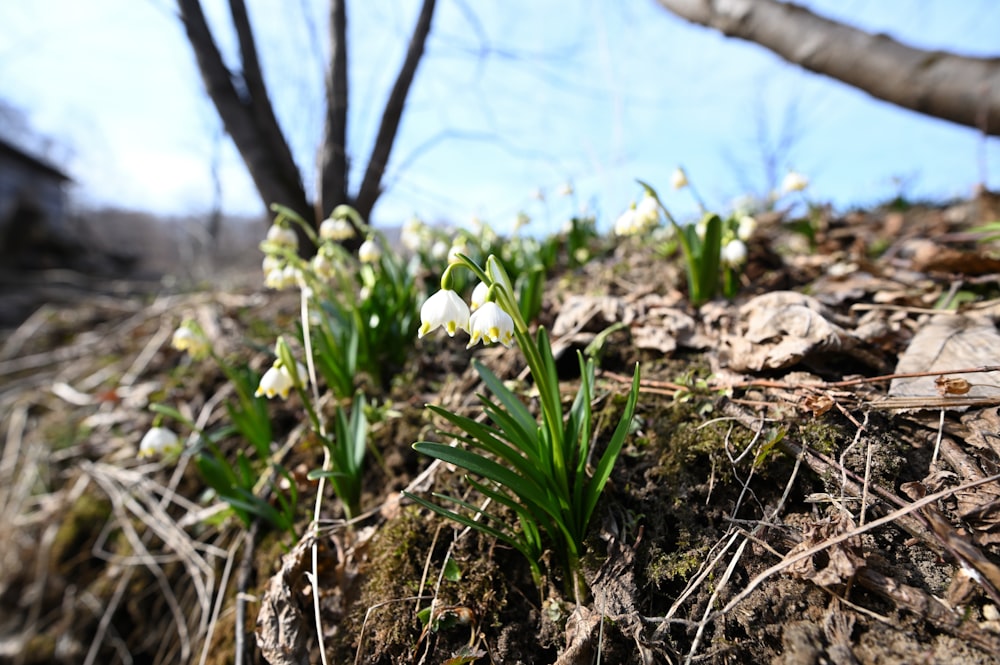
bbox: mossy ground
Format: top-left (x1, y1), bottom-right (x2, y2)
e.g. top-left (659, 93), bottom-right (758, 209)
top-left (5, 197), bottom-right (1000, 663)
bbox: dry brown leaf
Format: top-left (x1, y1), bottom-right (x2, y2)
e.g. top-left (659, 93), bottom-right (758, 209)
top-left (786, 515), bottom-right (866, 589)
top-left (889, 315), bottom-right (1000, 409)
top-left (724, 291), bottom-right (850, 372)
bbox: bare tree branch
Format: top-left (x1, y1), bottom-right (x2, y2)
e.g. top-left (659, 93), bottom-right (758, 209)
top-left (355, 0), bottom-right (437, 219)
top-left (316, 0), bottom-right (349, 221)
top-left (177, 0), bottom-right (312, 234)
top-left (654, 0), bottom-right (1000, 136)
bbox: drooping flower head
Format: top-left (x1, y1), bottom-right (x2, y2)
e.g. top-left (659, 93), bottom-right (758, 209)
top-left (265, 224), bottom-right (298, 249)
top-left (171, 321), bottom-right (210, 360)
top-left (721, 239), bottom-right (748, 267)
top-left (782, 171), bottom-right (809, 193)
top-left (139, 427), bottom-right (182, 459)
top-left (467, 301), bottom-right (515, 349)
top-left (419, 289), bottom-right (471, 338)
top-left (255, 360), bottom-right (307, 399)
top-left (358, 237), bottom-right (382, 264)
top-left (319, 217), bottom-right (356, 242)
top-left (670, 167), bottom-right (689, 190)
top-left (470, 281), bottom-right (490, 312)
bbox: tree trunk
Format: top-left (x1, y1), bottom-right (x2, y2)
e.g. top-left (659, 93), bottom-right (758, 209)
top-left (354, 0), bottom-right (437, 220)
top-left (316, 0), bottom-right (350, 222)
top-left (654, 0), bottom-right (1000, 136)
top-left (177, 0), bottom-right (313, 243)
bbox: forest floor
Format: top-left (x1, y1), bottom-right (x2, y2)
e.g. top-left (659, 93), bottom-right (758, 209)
top-left (4, 193), bottom-right (1000, 664)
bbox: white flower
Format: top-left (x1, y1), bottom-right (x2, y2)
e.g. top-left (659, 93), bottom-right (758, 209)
top-left (782, 171), bottom-right (809, 193)
top-left (721, 239), bottom-right (748, 267)
top-left (470, 281), bottom-right (490, 311)
top-left (447, 240), bottom-right (468, 264)
top-left (736, 215), bottom-right (757, 241)
top-left (670, 167), bottom-right (689, 190)
top-left (255, 361), bottom-right (306, 399)
top-left (467, 302), bottom-right (515, 348)
top-left (557, 182), bottom-right (574, 197)
top-left (430, 240), bottom-right (448, 260)
top-left (172, 324), bottom-right (210, 360)
top-left (419, 289), bottom-right (470, 338)
top-left (312, 252), bottom-right (336, 280)
top-left (262, 255), bottom-right (281, 276)
top-left (266, 224), bottom-right (298, 249)
top-left (613, 206), bottom-right (639, 236)
top-left (695, 218), bottom-right (707, 240)
top-left (358, 238), bottom-right (382, 263)
top-left (401, 217), bottom-right (427, 252)
top-left (139, 427), bottom-right (181, 459)
top-left (319, 218), bottom-right (355, 241)
top-left (635, 194), bottom-right (660, 231)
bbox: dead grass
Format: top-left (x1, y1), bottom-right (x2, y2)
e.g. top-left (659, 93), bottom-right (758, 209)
top-left (4, 193), bottom-right (1000, 663)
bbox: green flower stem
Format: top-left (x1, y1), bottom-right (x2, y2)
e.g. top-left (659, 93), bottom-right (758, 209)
top-left (449, 253), bottom-right (587, 596)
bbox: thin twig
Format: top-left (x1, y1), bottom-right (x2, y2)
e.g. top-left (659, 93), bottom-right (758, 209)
top-left (710, 472), bottom-right (1000, 621)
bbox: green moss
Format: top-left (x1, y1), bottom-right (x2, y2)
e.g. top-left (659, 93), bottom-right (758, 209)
top-left (50, 492), bottom-right (112, 572)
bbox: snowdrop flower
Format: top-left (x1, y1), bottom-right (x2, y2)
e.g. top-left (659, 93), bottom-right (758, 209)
top-left (430, 240), bottom-right (448, 260)
top-left (695, 217), bottom-right (708, 240)
top-left (721, 239), bottom-right (748, 267)
top-left (262, 254), bottom-right (281, 276)
top-left (447, 239), bottom-right (468, 264)
top-left (172, 322), bottom-right (210, 360)
top-left (634, 194), bottom-right (660, 231)
top-left (401, 216), bottom-right (427, 252)
top-left (467, 302), bottom-right (515, 348)
top-left (139, 427), bottom-right (181, 459)
top-left (319, 217), bottom-right (355, 241)
top-left (557, 182), bottom-right (574, 197)
top-left (736, 215), bottom-right (757, 241)
top-left (312, 252), bottom-right (336, 280)
top-left (255, 361), bottom-right (306, 399)
top-left (782, 171), bottom-right (809, 193)
top-left (470, 281), bottom-right (490, 311)
top-left (613, 206), bottom-right (639, 236)
top-left (358, 238), bottom-right (382, 263)
top-left (419, 289), bottom-right (470, 338)
top-left (266, 224), bottom-right (298, 249)
top-left (670, 167), bottom-right (689, 190)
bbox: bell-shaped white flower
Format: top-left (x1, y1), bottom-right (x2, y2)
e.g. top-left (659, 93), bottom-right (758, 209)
top-left (613, 206), bottom-right (639, 236)
top-left (430, 240), bottom-right (448, 260)
top-left (736, 215), bottom-right (757, 241)
top-left (470, 281), bottom-right (490, 312)
top-left (358, 238), bottom-right (382, 264)
top-left (266, 224), bottom-right (298, 249)
top-left (721, 239), bottom-right (748, 267)
top-left (172, 324), bottom-right (210, 360)
top-left (319, 217), bottom-right (355, 241)
top-left (634, 194), bottom-right (660, 231)
top-left (138, 427), bottom-right (181, 459)
top-left (419, 289), bottom-right (470, 338)
top-left (400, 216), bottom-right (427, 252)
top-left (670, 167), bottom-right (689, 190)
top-left (782, 171), bottom-right (809, 193)
top-left (312, 252), bottom-right (336, 280)
top-left (255, 361), bottom-right (306, 399)
top-left (447, 240), bottom-right (468, 264)
top-left (467, 301), bottom-right (515, 348)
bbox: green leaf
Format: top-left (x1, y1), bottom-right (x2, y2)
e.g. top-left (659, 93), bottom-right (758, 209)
top-left (443, 556), bottom-right (462, 582)
top-left (412, 442), bottom-right (554, 518)
top-left (473, 360), bottom-right (536, 436)
top-left (582, 363), bottom-right (640, 527)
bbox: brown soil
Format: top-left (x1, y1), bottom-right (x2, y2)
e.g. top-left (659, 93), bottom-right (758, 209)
top-left (4, 193), bottom-right (1000, 664)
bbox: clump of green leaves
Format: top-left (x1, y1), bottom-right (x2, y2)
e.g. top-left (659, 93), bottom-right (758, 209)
top-left (407, 253), bottom-right (640, 601)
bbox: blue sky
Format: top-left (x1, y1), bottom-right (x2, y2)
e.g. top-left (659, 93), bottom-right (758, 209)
top-left (3, 1), bottom-right (999, 235)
